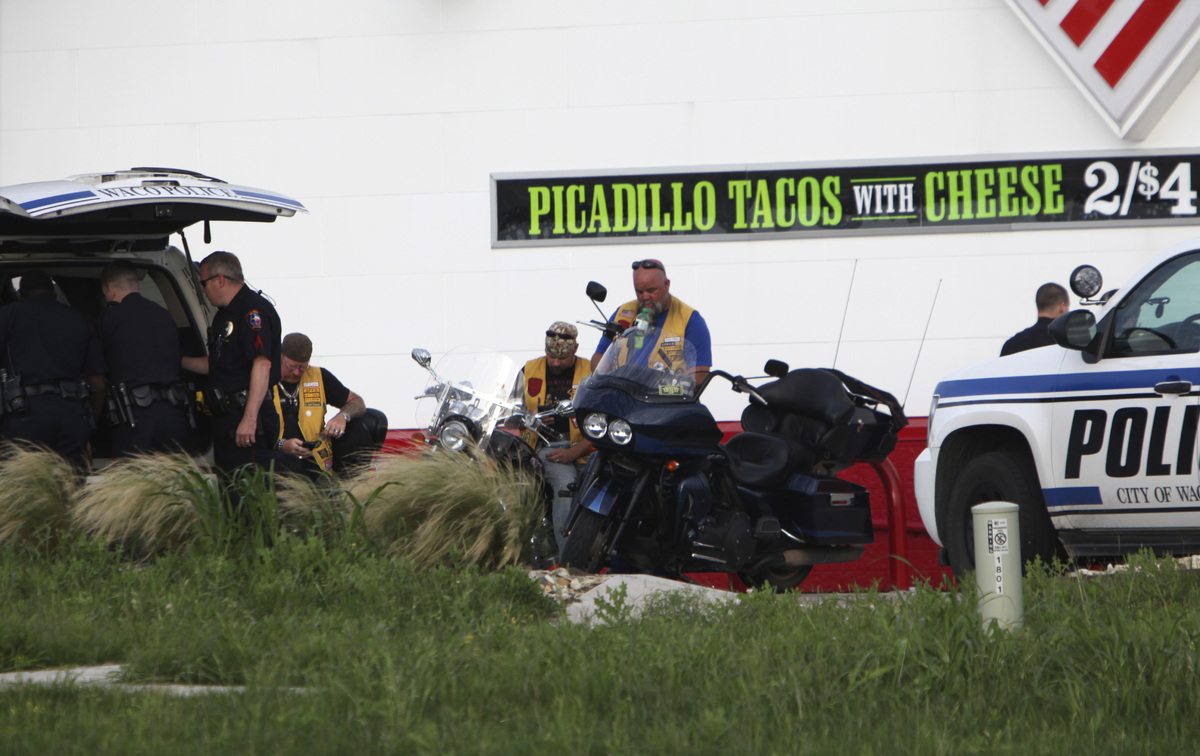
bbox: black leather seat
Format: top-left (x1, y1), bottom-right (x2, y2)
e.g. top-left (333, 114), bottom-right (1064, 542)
top-left (723, 432), bottom-right (813, 489)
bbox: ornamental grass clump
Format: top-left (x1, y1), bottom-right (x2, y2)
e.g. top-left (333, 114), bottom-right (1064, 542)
top-left (71, 452), bottom-right (213, 555)
top-left (348, 447), bottom-right (540, 571)
top-left (275, 471), bottom-right (370, 549)
top-left (0, 445), bottom-right (77, 552)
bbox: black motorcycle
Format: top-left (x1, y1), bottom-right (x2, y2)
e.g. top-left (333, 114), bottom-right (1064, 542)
top-left (559, 285), bottom-right (906, 590)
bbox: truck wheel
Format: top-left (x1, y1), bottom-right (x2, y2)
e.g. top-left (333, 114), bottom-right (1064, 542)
top-left (945, 451), bottom-right (1060, 580)
top-left (559, 508), bottom-right (611, 573)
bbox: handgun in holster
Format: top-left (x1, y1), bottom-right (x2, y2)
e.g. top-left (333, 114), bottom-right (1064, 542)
top-left (170, 382), bottom-right (198, 429)
top-left (0, 369), bottom-right (26, 415)
top-left (204, 387), bottom-right (233, 416)
top-left (106, 382), bottom-right (137, 428)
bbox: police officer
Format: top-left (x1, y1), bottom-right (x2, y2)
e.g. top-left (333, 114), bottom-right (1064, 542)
top-left (270, 332), bottom-right (388, 476)
top-left (0, 270), bottom-right (105, 472)
top-left (181, 251), bottom-right (281, 473)
top-left (99, 262), bottom-right (189, 456)
top-left (1001, 282), bottom-right (1069, 356)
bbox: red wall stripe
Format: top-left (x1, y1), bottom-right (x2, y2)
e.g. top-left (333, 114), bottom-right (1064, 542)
top-left (1061, 0), bottom-right (1119, 47)
top-left (1095, 0), bottom-right (1183, 87)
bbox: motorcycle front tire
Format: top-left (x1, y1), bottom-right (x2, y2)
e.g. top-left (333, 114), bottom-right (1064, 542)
top-left (559, 508), bottom-right (611, 573)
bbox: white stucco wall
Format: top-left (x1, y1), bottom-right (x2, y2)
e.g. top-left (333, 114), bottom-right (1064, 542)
top-left (3, 0), bottom-right (1200, 426)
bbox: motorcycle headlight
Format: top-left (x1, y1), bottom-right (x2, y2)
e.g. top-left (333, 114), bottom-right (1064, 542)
top-left (608, 418), bottom-right (633, 445)
top-left (582, 413), bottom-right (608, 440)
top-left (438, 419), bottom-right (472, 452)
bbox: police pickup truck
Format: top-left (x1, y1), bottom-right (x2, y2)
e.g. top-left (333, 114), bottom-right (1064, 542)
top-left (915, 237), bottom-right (1200, 577)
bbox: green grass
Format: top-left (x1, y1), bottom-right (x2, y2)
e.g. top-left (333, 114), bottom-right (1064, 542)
top-left (1, 449), bottom-right (1198, 753)
top-left (0, 541), bottom-right (1198, 754)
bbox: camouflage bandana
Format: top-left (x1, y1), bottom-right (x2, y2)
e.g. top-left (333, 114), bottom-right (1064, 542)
top-left (545, 321), bottom-right (578, 358)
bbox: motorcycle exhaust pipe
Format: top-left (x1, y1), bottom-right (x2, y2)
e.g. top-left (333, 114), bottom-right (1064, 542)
top-left (749, 545), bottom-right (866, 574)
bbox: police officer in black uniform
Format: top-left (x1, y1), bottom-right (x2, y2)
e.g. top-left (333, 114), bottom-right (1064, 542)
top-left (1000, 282), bottom-right (1070, 356)
top-left (181, 251), bottom-right (281, 473)
top-left (99, 262), bottom-right (189, 457)
top-left (0, 270), bottom-right (106, 473)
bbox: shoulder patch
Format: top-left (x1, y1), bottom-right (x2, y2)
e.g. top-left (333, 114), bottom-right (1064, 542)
top-left (246, 310), bottom-right (263, 331)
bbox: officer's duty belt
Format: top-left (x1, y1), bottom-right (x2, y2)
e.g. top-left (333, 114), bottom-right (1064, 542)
top-left (205, 387), bottom-right (250, 416)
top-left (128, 383), bottom-right (188, 408)
top-left (23, 380), bottom-right (89, 400)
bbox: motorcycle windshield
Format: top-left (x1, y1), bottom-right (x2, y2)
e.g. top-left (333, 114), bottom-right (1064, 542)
top-left (592, 325), bottom-right (699, 401)
top-left (414, 346), bottom-right (523, 445)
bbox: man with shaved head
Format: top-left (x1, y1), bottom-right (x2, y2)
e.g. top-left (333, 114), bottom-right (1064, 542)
top-left (590, 259), bottom-right (712, 384)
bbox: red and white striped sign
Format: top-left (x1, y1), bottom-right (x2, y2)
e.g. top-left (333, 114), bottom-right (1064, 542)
top-left (1008, 0), bottom-right (1200, 138)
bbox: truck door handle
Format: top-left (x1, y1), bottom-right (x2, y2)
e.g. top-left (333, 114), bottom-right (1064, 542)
top-left (1155, 380), bottom-right (1192, 395)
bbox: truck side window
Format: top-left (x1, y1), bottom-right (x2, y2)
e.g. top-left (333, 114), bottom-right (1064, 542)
top-left (1108, 252), bottom-right (1200, 356)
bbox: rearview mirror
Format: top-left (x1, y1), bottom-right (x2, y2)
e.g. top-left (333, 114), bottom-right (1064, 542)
top-left (411, 348), bottom-right (432, 368)
top-left (586, 281), bottom-right (607, 303)
top-left (1049, 310), bottom-right (1097, 352)
top-left (764, 359), bottom-right (789, 378)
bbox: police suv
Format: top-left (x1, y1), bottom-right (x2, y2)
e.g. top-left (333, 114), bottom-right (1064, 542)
top-left (915, 237), bottom-right (1200, 577)
top-left (0, 168), bottom-right (305, 463)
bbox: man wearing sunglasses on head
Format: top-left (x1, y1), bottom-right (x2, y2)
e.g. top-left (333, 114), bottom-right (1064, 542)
top-left (590, 259), bottom-right (712, 383)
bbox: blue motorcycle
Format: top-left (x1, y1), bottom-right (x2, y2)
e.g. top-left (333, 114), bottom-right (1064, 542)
top-left (560, 283), bottom-right (906, 590)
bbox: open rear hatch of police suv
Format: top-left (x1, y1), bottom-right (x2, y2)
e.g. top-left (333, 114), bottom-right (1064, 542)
top-left (0, 167), bottom-right (306, 248)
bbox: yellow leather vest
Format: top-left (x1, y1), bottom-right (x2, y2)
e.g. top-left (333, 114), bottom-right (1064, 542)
top-left (273, 365), bottom-right (333, 471)
top-left (522, 356), bottom-right (590, 448)
top-left (612, 297), bottom-right (696, 373)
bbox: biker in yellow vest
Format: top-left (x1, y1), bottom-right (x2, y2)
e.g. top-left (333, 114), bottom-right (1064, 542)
top-left (272, 363), bottom-right (335, 471)
top-left (589, 259), bottom-right (712, 385)
top-left (516, 321), bottom-right (593, 551)
top-left (521, 355), bottom-right (591, 449)
top-left (271, 333), bottom-right (370, 475)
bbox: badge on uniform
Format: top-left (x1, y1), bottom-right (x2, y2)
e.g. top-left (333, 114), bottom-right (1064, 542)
top-left (223, 321), bottom-right (234, 338)
top-left (246, 310), bottom-right (263, 330)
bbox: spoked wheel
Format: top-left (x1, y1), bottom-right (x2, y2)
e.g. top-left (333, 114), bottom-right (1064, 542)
top-left (559, 508), bottom-right (612, 573)
top-left (738, 565), bottom-right (813, 593)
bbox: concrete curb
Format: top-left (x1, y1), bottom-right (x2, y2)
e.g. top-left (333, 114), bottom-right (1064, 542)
top-left (0, 665), bottom-right (283, 696)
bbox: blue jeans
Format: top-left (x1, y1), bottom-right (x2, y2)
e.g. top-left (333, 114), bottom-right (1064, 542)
top-left (539, 442), bottom-right (581, 552)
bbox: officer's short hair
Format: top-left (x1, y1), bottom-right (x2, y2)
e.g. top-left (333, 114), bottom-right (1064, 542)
top-left (100, 262), bottom-right (139, 292)
top-left (200, 251), bottom-right (244, 283)
top-left (1036, 282), bottom-right (1068, 313)
top-left (17, 270), bottom-right (54, 298)
top-left (282, 333), bottom-right (313, 362)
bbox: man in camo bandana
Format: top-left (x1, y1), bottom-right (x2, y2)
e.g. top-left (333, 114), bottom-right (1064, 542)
top-left (514, 320), bottom-right (593, 552)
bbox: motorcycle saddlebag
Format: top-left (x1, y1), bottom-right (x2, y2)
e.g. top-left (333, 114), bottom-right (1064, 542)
top-left (772, 473), bottom-right (873, 546)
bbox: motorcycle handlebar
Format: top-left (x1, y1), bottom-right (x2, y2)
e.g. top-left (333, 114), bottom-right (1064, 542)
top-left (578, 319), bottom-right (625, 341)
top-left (698, 369), bottom-right (766, 404)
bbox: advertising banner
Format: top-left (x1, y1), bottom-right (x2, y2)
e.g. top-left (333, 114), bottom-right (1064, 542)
top-left (492, 153), bottom-right (1200, 247)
